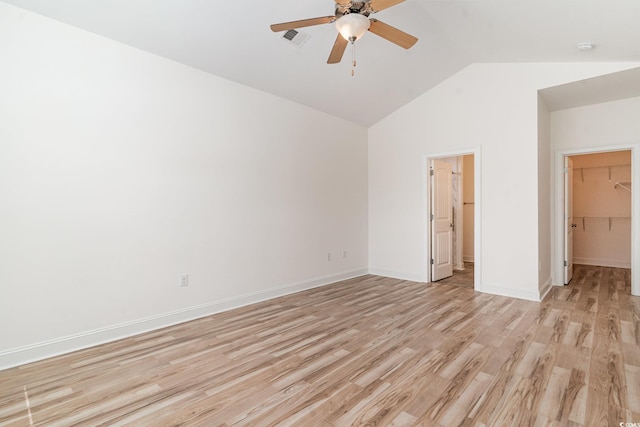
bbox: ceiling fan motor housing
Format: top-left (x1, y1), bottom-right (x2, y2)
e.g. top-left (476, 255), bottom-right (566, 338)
top-left (270, 0), bottom-right (418, 65)
top-left (336, 1), bottom-right (373, 18)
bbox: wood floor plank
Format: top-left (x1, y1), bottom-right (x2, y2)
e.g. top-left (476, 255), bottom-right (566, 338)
top-left (0, 265), bottom-right (638, 426)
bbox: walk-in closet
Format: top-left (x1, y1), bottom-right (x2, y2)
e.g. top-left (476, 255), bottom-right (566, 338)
top-left (570, 150), bottom-right (631, 268)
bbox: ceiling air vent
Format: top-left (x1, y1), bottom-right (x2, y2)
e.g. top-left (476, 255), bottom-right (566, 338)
top-left (280, 29), bottom-right (310, 48)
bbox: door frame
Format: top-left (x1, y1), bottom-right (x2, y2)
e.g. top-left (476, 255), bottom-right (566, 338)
top-left (424, 148), bottom-right (482, 291)
top-left (554, 143), bottom-right (640, 296)
top-left (564, 156), bottom-right (574, 285)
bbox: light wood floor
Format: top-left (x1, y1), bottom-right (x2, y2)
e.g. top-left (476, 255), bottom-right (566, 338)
top-left (1, 265), bottom-right (639, 426)
top-left (436, 263), bottom-right (474, 289)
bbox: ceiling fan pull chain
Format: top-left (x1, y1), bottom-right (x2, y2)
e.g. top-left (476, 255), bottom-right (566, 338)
top-left (351, 43), bottom-right (356, 76)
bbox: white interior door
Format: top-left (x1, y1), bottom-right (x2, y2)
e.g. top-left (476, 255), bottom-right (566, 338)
top-left (431, 159), bottom-right (453, 281)
top-left (564, 156), bottom-right (574, 285)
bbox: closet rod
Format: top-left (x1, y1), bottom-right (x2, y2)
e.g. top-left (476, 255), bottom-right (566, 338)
top-left (614, 181), bottom-right (631, 192)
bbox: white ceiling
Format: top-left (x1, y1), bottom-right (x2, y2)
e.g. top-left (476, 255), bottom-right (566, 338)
top-left (3, 0), bottom-right (640, 126)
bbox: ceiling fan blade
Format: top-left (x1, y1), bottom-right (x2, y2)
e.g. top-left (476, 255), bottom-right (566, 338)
top-left (369, 0), bottom-right (405, 12)
top-left (327, 34), bottom-right (348, 64)
top-left (368, 19), bottom-right (418, 49)
top-left (270, 16), bottom-right (335, 32)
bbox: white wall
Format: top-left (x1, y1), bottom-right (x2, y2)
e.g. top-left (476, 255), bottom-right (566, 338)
top-left (0, 3), bottom-right (368, 369)
top-left (550, 97), bottom-right (640, 291)
top-left (551, 98), bottom-right (640, 148)
top-left (369, 62), bottom-right (640, 301)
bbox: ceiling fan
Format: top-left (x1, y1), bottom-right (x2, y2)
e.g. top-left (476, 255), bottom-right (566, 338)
top-left (270, 0), bottom-right (418, 64)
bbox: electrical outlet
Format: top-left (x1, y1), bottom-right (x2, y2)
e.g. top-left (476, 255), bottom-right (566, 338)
top-left (342, 250), bottom-right (347, 259)
top-left (179, 273), bottom-right (189, 287)
top-left (326, 252), bottom-right (331, 261)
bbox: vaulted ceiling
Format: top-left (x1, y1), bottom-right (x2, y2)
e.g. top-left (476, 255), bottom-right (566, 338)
top-left (3, 0), bottom-right (640, 126)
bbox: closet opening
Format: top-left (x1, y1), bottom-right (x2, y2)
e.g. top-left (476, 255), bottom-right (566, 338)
top-left (426, 151), bottom-right (479, 290)
top-left (563, 149), bottom-right (632, 292)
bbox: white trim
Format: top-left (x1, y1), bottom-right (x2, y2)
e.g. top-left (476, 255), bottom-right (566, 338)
top-left (0, 268), bottom-right (368, 370)
top-left (481, 283), bottom-right (542, 302)
top-left (474, 148), bottom-right (482, 293)
top-left (423, 148), bottom-right (482, 292)
top-left (573, 258), bottom-right (632, 269)
top-left (367, 268), bottom-right (424, 283)
top-left (421, 154), bottom-right (430, 283)
top-left (553, 142), bottom-right (639, 296)
top-left (539, 277), bottom-right (553, 301)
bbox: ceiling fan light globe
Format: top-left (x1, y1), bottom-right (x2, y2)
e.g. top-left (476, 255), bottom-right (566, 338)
top-left (336, 13), bottom-right (370, 42)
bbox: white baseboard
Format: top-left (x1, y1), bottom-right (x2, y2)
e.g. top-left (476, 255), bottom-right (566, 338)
top-left (573, 257), bottom-right (631, 269)
top-left (479, 283), bottom-right (542, 302)
top-left (463, 255), bottom-right (474, 263)
top-left (368, 268), bottom-right (425, 283)
top-left (0, 268), bottom-right (368, 371)
top-left (539, 277), bottom-right (552, 301)
top-left (368, 268), bottom-right (543, 302)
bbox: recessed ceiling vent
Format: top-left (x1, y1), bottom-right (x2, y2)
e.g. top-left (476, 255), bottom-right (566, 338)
top-left (281, 29), bottom-right (310, 48)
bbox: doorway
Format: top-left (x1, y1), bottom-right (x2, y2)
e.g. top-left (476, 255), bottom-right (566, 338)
top-left (427, 150), bottom-right (480, 290)
top-left (557, 146), bottom-right (638, 296)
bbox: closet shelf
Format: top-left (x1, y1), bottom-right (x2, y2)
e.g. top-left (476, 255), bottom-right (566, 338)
top-left (575, 164), bottom-right (630, 171)
top-left (574, 216), bottom-right (631, 219)
top-left (575, 163), bottom-right (630, 183)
